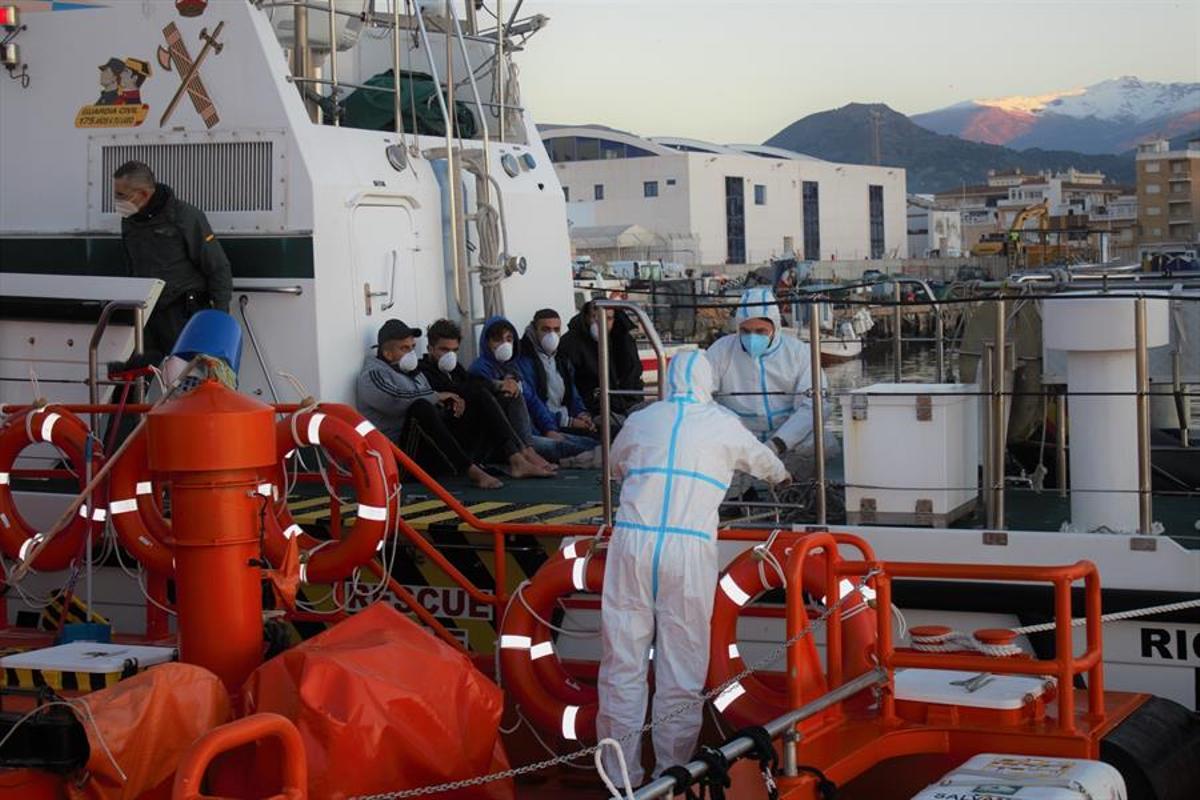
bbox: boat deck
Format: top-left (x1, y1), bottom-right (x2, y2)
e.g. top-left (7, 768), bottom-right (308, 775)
top-left (287, 467), bottom-right (1200, 549)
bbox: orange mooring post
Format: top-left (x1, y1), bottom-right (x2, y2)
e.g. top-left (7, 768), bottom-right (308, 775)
top-left (147, 379), bottom-right (276, 692)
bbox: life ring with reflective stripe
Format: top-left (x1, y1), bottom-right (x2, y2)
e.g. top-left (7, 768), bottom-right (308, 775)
top-left (107, 427), bottom-right (174, 576)
top-left (268, 405), bottom-right (397, 584)
top-left (0, 407), bottom-right (106, 571)
top-left (499, 545), bottom-right (605, 744)
top-left (317, 403), bottom-right (402, 524)
top-left (705, 538), bottom-right (877, 729)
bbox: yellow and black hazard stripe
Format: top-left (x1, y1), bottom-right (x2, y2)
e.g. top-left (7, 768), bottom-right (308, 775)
top-left (37, 590), bottom-right (109, 632)
top-left (3, 665), bottom-right (125, 692)
top-left (281, 494), bottom-right (606, 654)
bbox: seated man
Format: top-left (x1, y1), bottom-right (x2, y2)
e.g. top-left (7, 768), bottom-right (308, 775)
top-left (355, 319), bottom-right (501, 489)
top-left (515, 308), bottom-right (597, 440)
top-left (559, 301), bottom-right (645, 420)
top-left (468, 315), bottom-right (595, 463)
top-left (705, 287), bottom-right (838, 491)
top-left (417, 318), bottom-right (555, 478)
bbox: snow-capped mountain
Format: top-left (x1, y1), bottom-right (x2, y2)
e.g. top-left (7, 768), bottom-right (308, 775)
top-left (913, 77), bottom-right (1200, 154)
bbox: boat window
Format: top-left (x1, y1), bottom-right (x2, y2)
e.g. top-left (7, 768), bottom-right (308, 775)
top-left (644, 181), bottom-right (659, 198)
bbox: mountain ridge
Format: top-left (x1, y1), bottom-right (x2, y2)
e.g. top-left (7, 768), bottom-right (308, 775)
top-left (765, 103), bottom-right (1142, 194)
top-left (912, 76), bottom-right (1199, 153)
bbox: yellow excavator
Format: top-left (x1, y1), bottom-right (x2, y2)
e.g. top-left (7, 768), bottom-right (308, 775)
top-left (971, 200), bottom-right (1052, 266)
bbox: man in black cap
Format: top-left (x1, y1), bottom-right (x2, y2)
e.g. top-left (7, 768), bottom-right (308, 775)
top-left (355, 319), bottom-right (502, 489)
top-left (113, 160), bottom-right (232, 361)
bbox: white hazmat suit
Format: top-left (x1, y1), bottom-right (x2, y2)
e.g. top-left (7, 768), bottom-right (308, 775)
top-left (706, 287), bottom-right (837, 488)
top-left (597, 350), bottom-right (787, 785)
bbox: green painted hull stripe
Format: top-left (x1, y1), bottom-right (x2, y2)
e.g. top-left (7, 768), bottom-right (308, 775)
top-left (0, 236), bottom-right (315, 280)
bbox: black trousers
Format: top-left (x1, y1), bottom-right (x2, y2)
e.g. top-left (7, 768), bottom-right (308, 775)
top-left (400, 399), bottom-right (474, 476)
top-left (143, 290), bottom-right (213, 361)
top-left (448, 386), bottom-right (524, 463)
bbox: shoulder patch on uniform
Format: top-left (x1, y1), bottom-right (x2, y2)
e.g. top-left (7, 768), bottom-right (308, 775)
top-left (204, 233), bottom-right (216, 242)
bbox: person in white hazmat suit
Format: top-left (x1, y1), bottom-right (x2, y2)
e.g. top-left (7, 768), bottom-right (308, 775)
top-left (706, 286), bottom-right (838, 495)
top-left (597, 350), bottom-right (788, 785)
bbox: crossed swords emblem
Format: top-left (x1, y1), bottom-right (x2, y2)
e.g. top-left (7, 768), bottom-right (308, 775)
top-left (156, 20), bottom-right (225, 129)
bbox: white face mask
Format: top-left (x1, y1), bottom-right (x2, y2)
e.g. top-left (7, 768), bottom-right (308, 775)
top-left (395, 351), bottom-right (419, 373)
top-left (437, 350), bottom-right (458, 373)
top-left (492, 341), bottom-right (514, 362)
top-left (589, 321), bottom-right (600, 341)
top-left (540, 331), bottom-right (560, 355)
top-left (114, 199), bottom-right (140, 218)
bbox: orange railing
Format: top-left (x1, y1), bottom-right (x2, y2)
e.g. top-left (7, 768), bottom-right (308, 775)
top-left (861, 558), bottom-right (1102, 733)
top-left (172, 713), bottom-right (307, 800)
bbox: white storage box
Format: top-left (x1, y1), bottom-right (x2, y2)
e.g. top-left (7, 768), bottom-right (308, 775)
top-left (1, 642), bottom-right (176, 691)
top-left (841, 383), bottom-right (980, 526)
top-left (895, 669), bottom-right (1050, 710)
top-left (911, 753), bottom-right (1126, 800)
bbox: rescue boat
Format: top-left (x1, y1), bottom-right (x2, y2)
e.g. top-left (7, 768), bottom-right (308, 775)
top-left (2, 2), bottom-right (1199, 798)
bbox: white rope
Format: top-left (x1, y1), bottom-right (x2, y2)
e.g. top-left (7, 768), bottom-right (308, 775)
top-left (1011, 597), bottom-right (1200, 635)
top-left (909, 628), bottom-right (1023, 658)
top-left (514, 581), bottom-right (601, 638)
top-left (595, 738), bottom-right (636, 800)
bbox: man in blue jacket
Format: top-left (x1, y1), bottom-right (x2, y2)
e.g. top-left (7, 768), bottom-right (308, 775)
top-left (469, 316), bottom-right (595, 463)
top-left (515, 309), bottom-right (597, 439)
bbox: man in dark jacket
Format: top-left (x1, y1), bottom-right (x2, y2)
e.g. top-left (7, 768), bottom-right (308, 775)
top-left (559, 302), bottom-right (645, 417)
top-left (469, 315), bottom-right (595, 463)
top-left (356, 319), bottom-right (502, 489)
top-left (113, 160), bottom-right (232, 360)
top-left (418, 318), bottom-right (554, 477)
top-left (515, 309), bottom-right (595, 438)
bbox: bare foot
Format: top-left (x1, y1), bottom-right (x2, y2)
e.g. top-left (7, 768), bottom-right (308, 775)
top-left (523, 447), bottom-right (558, 471)
top-left (468, 465), bottom-right (504, 489)
top-left (508, 454), bottom-right (556, 479)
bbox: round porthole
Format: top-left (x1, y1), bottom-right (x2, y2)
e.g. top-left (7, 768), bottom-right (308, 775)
top-left (501, 153), bottom-right (520, 177)
top-left (385, 144), bottom-right (407, 172)
top-left (520, 153), bottom-right (537, 170)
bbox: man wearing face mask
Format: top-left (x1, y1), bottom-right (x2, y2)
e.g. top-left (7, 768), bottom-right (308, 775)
top-left (418, 319), bottom-right (555, 478)
top-left (558, 301), bottom-right (645, 420)
top-left (112, 160), bottom-right (232, 361)
top-left (706, 287), bottom-right (838, 492)
top-left (468, 316), bottom-right (595, 463)
top-left (356, 319), bottom-right (502, 490)
top-left (515, 309), bottom-right (596, 438)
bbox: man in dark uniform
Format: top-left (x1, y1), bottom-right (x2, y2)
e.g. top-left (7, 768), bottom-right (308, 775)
top-left (112, 160), bottom-right (232, 360)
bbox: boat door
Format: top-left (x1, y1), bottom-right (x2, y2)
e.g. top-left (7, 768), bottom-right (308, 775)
top-left (350, 195), bottom-right (422, 346)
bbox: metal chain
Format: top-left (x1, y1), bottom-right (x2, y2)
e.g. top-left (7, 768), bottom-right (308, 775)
top-left (352, 567), bottom-right (882, 800)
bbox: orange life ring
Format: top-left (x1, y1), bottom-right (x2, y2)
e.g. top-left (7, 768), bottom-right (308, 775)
top-left (499, 545), bottom-right (605, 744)
top-left (0, 407), bottom-right (106, 571)
top-left (705, 537), bottom-right (877, 729)
top-left (107, 426), bottom-right (175, 576)
top-left (317, 403), bottom-right (402, 524)
top-left (268, 405), bottom-right (397, 584)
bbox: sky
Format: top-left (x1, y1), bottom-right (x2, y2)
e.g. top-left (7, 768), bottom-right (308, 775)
top-left (512, 0), bottom-right (1200, 144)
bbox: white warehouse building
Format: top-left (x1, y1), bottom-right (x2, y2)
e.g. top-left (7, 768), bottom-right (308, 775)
top-left (542, 125), bottom-right (907, 267)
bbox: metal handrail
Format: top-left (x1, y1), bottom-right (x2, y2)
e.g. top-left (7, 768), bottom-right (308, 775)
top-left (87, 300), bottom-right (146, 432)
top-left (868, 558), bottom-right (1104, 733)
top-left (232, 284), bottom-right (304, 295)
top-left (238, 295), bottom-right (281, 404)
top-left (630, 668), bottom-right (888, 800)
top-left (412, 2), bottom-right (468, 320)
top-left (285, 74), bottom-right (525, 113)
top-left (595, 299), bottom-right (669, 527)
top-left (173, 713), bottom-right (308, 800)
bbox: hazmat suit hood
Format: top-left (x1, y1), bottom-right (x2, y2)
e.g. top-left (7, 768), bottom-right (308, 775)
top-left (664, 350), bottom-right (714, 404)
top-left (734, 287), bottom-right (783, 332)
